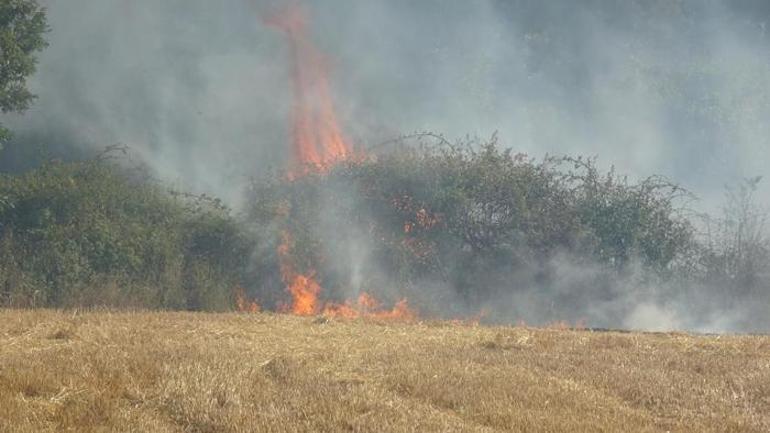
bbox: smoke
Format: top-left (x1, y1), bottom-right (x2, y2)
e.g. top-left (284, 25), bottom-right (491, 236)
top-left (4, 0), bottom-right (293, 204)
top-left (3, 0), bottom-right (769, 331)
top-left (4, 0), bottom-right (768, 208)
top-left (327, 0), bottom-right (770, 213)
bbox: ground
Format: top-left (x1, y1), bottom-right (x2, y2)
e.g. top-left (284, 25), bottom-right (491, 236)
top-left (0, 310), bottom-right (768, 432)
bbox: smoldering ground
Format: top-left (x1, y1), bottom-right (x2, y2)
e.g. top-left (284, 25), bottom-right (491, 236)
top-left (3, 0), bottom-right (768, 331)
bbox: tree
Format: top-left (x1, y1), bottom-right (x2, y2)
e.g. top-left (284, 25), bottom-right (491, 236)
top-left (0, 0), bottom-right (48, 144)
top-left (701, 177), bottom-right (769, 299)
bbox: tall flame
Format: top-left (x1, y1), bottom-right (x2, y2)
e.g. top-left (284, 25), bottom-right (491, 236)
top-left (264, 4), bottom-right (415, 321)
top-left (266, 3), bottom-right (351, 173)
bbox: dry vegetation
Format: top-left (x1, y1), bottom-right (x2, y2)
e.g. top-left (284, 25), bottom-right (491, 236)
top-left (0, 310), bottom-right (768, 433)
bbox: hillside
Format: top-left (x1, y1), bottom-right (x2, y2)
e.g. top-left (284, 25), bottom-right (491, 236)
top-left (0, 310), bottom-right (768, 432)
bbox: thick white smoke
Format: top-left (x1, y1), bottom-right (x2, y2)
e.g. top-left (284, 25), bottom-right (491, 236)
top-left (3, 0), bottom-right (768, 331)
top-left (6, 0), bottom-right (768, 211)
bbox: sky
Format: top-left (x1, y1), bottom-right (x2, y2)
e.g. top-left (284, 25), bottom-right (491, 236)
top-left (5, 0), bottom-right (769, 211)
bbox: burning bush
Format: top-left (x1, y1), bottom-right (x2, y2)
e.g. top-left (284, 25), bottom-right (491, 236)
top-left (244, 135), bottom-right (697, 321)
top-left (0, 137), bottom-right (765, 330)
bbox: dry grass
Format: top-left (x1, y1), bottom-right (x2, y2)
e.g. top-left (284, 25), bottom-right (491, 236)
top-left (0, 310), bottom-right (768, 432)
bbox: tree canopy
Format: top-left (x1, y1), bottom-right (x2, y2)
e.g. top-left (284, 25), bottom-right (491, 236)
top-left (0, 0), bottom-right (48, 142)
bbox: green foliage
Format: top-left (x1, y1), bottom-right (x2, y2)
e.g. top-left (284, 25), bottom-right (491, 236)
top-left (564, 156), bottom-right (694, 273)
top-left (246, 137), bottom-right (696, 308)
top-left (1, 135), bottom-right (762, 316)
top-left (0, 157), bottom-right (250, 309)
top-left (0, 0), bottom-right (48, 142)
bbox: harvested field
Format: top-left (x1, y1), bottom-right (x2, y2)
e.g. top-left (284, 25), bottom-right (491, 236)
top-left (0, 310), bottom-right (768, 432)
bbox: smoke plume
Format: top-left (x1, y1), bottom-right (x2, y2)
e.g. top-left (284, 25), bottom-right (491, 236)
top-left (3, 0), bottom-right (768, 331)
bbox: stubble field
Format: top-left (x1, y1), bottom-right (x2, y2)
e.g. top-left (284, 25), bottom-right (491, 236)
top-left (0, 310), bottom-right (768, 432)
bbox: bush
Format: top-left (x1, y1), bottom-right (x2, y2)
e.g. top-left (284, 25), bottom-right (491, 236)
top-left (2, 136), bottom-right (763, 325)
top-left (697, 178), bottom-right (769, 302)
top-left (245, 136), bottom-right (696, 313)
top-left (0, 157), bottom-right (250, 309)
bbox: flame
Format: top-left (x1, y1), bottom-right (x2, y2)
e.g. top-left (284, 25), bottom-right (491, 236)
top-left (277, 230), bottom-right (321, 315)
top-left (322, 293), bottom-right (417, 321)
top-left (285, 274), bottom-right (322, 315)
top-left (277, 229), bottom-right (416, 319)
top-left (257, 4), bottom-right (415, 321)
top-left (235, 286), bottom-right (261, 313)
top-left (266, 3), bottom-right (352, 174)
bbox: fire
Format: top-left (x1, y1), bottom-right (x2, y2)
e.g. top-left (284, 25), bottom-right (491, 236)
top-left (277, 229), bottom-right (416, 320)
top-left (255, 3), bottom-right (415, 321)
top-left (266, 3), bottom-right (352, 174)
top-left (322, 293), bottom-right (417, 321)
top-left (238, 5), bottom-right (585, 327)
top-left (285, 274), bottom-right (321, 315)
top-left (235, 286), bottom-right (260, 313)
top-left (277, 230), bottom-right (321, 315)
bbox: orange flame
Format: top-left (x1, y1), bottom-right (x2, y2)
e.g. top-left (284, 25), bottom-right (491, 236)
top-left (277, 230), bottom-right (321, 315)
top-left (285, 274), bottom-right (322, 315)
top-left (235, 286), bottom-right (261, 313)
top-left (260, 4), bottom-right (415, 321)
top-left (322, 293), bottom-right (417, 321)
top-left (277, 229), bottom-right (415, 319)
top-left (266, 3), bottom-right (352, 174)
